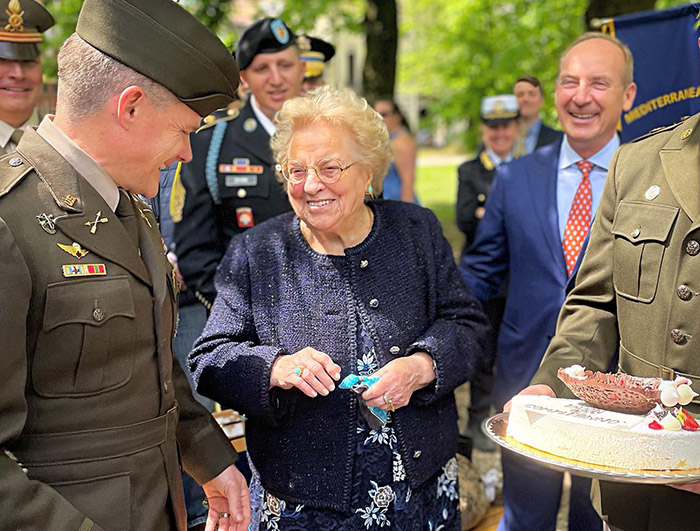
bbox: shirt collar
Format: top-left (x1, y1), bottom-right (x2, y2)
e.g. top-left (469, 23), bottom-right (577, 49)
top-left (559, 133), bottom-right (620, 171)
top-left (0, 110), bottom-right (39, 151)
top-left (525, 119), bottom-right (542, 140)
top-left (485, 147), bottom-right (511, 167)
top-left (250, 95), bottom-right (276, 137)
top-left (36, 115), bottom-right (120, 212)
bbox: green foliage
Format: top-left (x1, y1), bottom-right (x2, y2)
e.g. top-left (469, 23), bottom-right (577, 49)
top-left (40, 0), bottom-right (236, 80)
top-left (401, 0), bottom-right (588, 150)
top-left (278, 0), bottom-right (364, 34)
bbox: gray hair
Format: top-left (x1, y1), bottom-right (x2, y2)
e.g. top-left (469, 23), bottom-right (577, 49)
top-left (56, 33), bottom-right (177, 122)
top-left (271, 86), bottom-right (392, 194)
top-left (559, 32), bottom-right (634, 88)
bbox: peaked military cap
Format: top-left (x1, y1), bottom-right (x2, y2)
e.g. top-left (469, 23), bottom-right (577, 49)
top-left (481, 94), bottom-right (519, 125)
top-left (298, 35), bottom-right (335, 79)
top-left (76, 0), bottom-right (239, 118)
top-left (236, 17), bottom-right (296, 71)
top-left (0, 0), bottom-right (54, 61)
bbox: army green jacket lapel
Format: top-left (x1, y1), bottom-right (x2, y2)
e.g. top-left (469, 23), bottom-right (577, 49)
top-left (660, 112), bottom-right (700, 225)
top-left (16, 128), bottom-right (152, 286)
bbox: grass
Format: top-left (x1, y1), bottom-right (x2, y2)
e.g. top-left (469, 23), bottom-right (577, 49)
top-left (415, 161), bottom-right (466, 255)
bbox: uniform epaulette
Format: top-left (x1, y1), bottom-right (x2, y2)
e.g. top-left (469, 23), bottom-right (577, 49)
top-left (632, 117), bottom-right (689, 143)
top-left (196, 106), bottom-right (241, 133)
top-left (0, 152), bottom-right (34, 199)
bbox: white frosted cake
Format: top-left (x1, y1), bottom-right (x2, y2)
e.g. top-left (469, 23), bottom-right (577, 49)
top-left (507, 395), bottom-right (700, 471)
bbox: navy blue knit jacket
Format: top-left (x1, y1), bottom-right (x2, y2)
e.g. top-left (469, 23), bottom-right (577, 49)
top-left (190, 200), bottom-right (489, 512)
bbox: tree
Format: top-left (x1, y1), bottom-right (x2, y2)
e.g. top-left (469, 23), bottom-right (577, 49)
top-left (364, 0), bottom-right (397, 101)
top-left (586, 0), bottom-right (657, 27)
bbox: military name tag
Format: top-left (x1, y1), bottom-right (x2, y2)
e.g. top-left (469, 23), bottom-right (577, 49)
top-left (62, 264), bottom-right (107, 277)
top-left (225, 174), bottom-right (258, 187)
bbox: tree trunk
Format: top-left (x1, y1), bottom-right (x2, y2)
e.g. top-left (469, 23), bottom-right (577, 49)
top-left (363, 0), bottom-right (397, 102)
top-left (586, 0), bottom-right (657, 28)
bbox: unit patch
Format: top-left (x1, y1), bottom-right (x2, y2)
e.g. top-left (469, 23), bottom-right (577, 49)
top-left (236, 207), bottom-right (254, 228)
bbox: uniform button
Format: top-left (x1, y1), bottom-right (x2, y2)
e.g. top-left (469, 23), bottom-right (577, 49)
top-left (237, 188), bottom-right (247, 198)
top-left (369, 298), bottom-right (379, 309)
top-left (92, 308), bottom-right (105, 322)
top-left (631, 228), bottom-right (640, 238)
top-left (8, 157), bottom-right (22, 167)
top-left (686, 240), bottom-right (700, 256)
top-left (677, 285), bottom-right (692, 301)
top-left (359, 259), bottom-right (369, 269)
top-left (389, 345), bottom-right (400, 356)
top-left (413, 450), bottom-right (422, 459)
top-left (671, 328), bottom-right (686, 344)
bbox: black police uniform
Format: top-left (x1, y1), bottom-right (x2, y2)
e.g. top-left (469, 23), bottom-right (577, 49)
top-left (174, 100), bottom-right (291, 307)
top-left (456, 149), bottom-right (497, 251)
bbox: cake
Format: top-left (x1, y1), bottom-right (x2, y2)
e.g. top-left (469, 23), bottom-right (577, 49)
top-left (506, 395), bottom-right (700, 470)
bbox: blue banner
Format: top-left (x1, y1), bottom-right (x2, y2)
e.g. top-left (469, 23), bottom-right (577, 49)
top-left (602, 4), bottom-right (700, 141)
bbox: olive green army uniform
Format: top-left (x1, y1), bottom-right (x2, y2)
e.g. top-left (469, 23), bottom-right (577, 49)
top-left (0, 125), bottom-right (236, 530)
top-left (532, 115), bottom-right (700, 530)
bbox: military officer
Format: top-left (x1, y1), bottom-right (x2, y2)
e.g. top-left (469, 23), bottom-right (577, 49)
top-left (174, 17), bottom-right (304, 309)
top-left (457, 94), bottom-right (520, 251)
top-left (521, 52), bottom-right (700, 531)
top-left (0, 1), bottom-right (248, 530)
top-left (0, 0), bottom-right (54, 154)
top-left (298, 34), bottom-right (335, 94)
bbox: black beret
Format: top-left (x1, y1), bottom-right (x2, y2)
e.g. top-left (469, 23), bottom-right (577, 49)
top-left (235, 18), bottom-right (296, 71)
top-left (0, 0), bottom-right (54, 61)
top-left (298, 35), bottom-right (335, 79)
top-left (76, 0), bottom-right (239, 117)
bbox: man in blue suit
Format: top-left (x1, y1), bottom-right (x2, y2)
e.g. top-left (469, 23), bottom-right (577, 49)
top-left (460, 33), bottom-right (637, 531)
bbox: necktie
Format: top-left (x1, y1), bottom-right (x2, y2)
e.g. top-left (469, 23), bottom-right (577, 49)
top-left (116, 189), bottom-right (140, 248)
top-left (10, 128), bottom-right (23, 146)
top-left (562, 160), bottom-right (593, 276)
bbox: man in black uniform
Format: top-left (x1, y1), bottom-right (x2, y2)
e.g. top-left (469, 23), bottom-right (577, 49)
top-left (456, 94), bottom-right (520, 454)
top-left (174, 17), bottom-right (304, 309)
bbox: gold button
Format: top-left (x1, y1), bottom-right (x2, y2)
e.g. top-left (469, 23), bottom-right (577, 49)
top-left (671, 328), bottom-right (686, 344)
top-left (677, 285), bottom-right (692, 301)
top-left (92, 308), bottom-right (105, 322)
top-left (687, 240), bottom-right (700, 256)
top-left (237, 188), bottom-right (247, 198)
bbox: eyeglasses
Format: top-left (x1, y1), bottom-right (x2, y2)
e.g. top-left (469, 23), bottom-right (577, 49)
top-left (278, 158), bottom-right (358, 185)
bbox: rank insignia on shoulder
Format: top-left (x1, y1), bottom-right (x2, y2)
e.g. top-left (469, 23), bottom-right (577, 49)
top-left (36, 212), bottom-right (56, 234)
top-left (243, 118), bottom-right (258, 133)
top-left (236, 207), bottom-right (254, 228)
top-left (62, 264), bottom-right (107, 277)
top-left (57, 242), bottom-right (90, 259)
top-left (64, 194), bottom-right (78, 207)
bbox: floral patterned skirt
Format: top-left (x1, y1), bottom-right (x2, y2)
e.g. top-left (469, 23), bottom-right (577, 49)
top-left (249, 415), bottom-right (460, 531)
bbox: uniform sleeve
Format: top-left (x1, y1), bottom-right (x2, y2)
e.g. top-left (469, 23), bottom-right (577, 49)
top-left (174, 131), bottom-right (224, 307)
top-left (531, 147), bottom-right (622, 395)
top-left (173, 359), bottom-right (238, 485)
top-left (407, 210), bottom-right (490, 404)
top-left (188, 235), bottom-right (289, 425)
top-left (455, 162), bottom-right (479, 246)
top-left (0, 219), bottom-right (106, 531)
top-left (458, 165), bottom-right (510, 302)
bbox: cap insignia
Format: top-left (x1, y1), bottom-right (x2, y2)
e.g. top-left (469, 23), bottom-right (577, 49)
top-left (5, 0), bottom-right (24, 32)
top-left (296, 35), bottom-right (311, 52)
top-left (270, 19), bottom-right (289, 44)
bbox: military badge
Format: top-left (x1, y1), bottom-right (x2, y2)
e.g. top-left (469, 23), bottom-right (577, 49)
top-left (236, 207), bottom-right (254, 228)
top-left (62, 264), bottom-right (107, 277)
top-left (36, 212), bottom-right (56, 234)
top-left (57, 242), bottom-right (90, 259)
top-left (219, 158), bottom-right (263, 175)
top-left (680, 128), bottom-right (693, 140)
top-left (644, 185), bottom-right (660, 201)
top-left (138, 208), bottom-right (152, 227)
top-left (243, 118), bottom-right (258, 133)
top-left (64, 194), bottom-right (78, 207)
top-left (270, 18), bottom-right (290, 44)
top-left (5, 0), bottom-right (25, 32)
top-left (85, 211), bottom-right (108, 234)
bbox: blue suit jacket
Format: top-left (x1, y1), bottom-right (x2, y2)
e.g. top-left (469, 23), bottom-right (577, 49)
top-left (460, 140), bottom-right (585, 409)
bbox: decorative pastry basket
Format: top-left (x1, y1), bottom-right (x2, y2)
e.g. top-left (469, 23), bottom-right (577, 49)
top-left (557, 368), bottom-right (661, 414)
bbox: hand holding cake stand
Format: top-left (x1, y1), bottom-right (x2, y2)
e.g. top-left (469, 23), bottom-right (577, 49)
top-left (485, 367), bottom-right (700, 486)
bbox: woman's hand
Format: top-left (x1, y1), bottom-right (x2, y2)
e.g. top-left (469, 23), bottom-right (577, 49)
top-left (361, 352), bottom-right (435, 411)
top-left (270, 347), bottom-right (342, 398)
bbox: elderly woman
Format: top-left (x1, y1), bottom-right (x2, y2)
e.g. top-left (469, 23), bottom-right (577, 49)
top-left (189, 87), bottom-right (488, 530)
